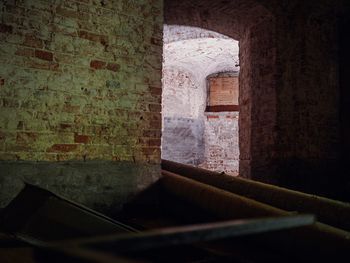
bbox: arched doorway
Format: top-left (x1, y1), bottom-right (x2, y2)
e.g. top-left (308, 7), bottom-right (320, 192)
top-left (162, 25), bottom-right (240, 175)
top-left (163, 0), bottom-right (277, 179)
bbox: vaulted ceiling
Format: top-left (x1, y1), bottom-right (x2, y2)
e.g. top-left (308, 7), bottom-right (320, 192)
top-left (163, 25), bottom-right (239, 81)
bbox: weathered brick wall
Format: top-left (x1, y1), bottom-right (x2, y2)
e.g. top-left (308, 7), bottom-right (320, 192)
top-left (201, 72), bottom-right (240, 174)
top-left (200, 112), bottom-right (239, 175)
top-left (271, 1), bottom-right (342, 195)
top-left (243, 16), bottom-right (277, 181)
top-left (0, 0), bottom-right (163, 212)
top-left (339, 5), bottom-right (350, 196)
top-left (164, 0), bottom-right (349, 199)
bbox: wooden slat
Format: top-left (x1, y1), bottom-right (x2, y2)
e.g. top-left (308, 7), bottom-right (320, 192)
top-left (206, 105), bottom-right (239, 112)
top-left (46, 215), bottom-right (314, 253)
top-left (161, 170), bottom-right (288, 219)
top-left (162, 159), bottom-right (350, 231)
top-left (0, 184), bottom-right (136, 242)
top-left (160, 167), bottom-right (350, 261)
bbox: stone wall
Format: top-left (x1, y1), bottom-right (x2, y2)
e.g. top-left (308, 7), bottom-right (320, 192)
top-left (0, 0), bottom-right (163, 212)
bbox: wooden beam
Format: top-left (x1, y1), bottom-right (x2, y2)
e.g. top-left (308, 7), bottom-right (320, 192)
top-left (161, 170), bottom-right (288, 219)
top-left (205, 105), bottom-right (239, 112)
top-left (160, 169), bottom-right (350, 261)
top-left (162, 159), bottom-right (350, 231)
top-left (0, 184), bottom-right (136, 242)
top-left (58, 215), bottom-right (314, 253)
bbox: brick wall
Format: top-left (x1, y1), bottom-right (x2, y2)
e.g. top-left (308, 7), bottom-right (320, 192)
top-left (201, 72), bottom-right (240, 174)
top-left (272, 1), bottom-right (342, 194)
top-left (200, 112), bottom-right (239, 175)
top-left (0, 0), bottom-right (163, 212)
top-left (243, 16), bottom-right (277, 181)
top-left (0, 0), bottom-right (162, 163)
top-left (164, 0), bottom-right (350, 199)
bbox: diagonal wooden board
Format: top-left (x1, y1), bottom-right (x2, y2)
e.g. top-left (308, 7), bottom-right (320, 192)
top-left (0, 183), bottom-right (136, 242)
top-left (50, 214), bottom-right (315, 253)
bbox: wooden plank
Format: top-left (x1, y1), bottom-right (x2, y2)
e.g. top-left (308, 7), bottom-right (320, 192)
top-left (162, 159), bottom-right (350, 232)
top-left (49, 215), bottom-right (314, 253)
top-left (35, 246), bottom-right (144, 263)
top-left (161, 170), bottom-right (288, 219)
top-left (208, 76), bottom-right (238, 106)
top-left (0, 184), bottom-right (136, 242)
top-left (160, 166), bottom-right (350, 260)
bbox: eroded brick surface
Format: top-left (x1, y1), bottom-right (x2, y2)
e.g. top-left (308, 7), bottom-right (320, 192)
top-left (200, 112), bottom-right (239, 175)
top-left (0, 0), bottom-right (163, 164)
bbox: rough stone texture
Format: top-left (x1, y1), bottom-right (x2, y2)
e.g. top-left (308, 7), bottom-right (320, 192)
top-left (162, 26), bottom-right (239, 172)
top-left (200, 112), bottom-right (239, 175)
top-left (0, 0), bottom-right (163, 210)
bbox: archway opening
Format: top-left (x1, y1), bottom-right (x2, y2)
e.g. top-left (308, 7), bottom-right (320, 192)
top-left (163, 0), bottom-right (277, 180)
top-left (161, 25), bottom-right (240, 175)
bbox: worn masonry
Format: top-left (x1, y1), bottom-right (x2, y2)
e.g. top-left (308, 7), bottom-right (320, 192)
top-left (0, 0), bottom-right (163, 213)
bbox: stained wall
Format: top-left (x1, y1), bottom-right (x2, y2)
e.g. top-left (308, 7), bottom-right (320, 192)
top-left (0, 0), bottom-right (163, 212)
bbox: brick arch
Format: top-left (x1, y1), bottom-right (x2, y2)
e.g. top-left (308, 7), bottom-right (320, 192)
top-left (164, 0), bottom-right (278, 179)
top-left (164, 0), bottom-right (273, 40)
top-left (163, 25), bottom-right (231, 44)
